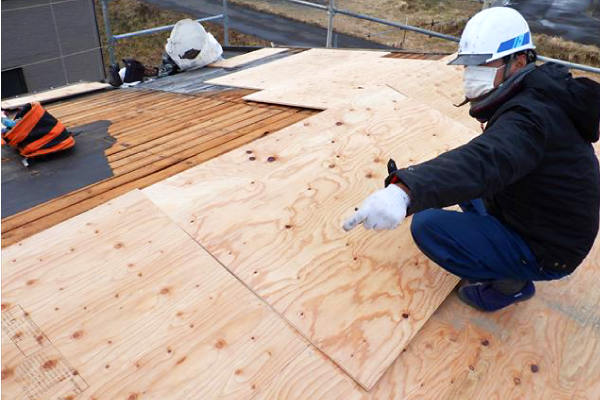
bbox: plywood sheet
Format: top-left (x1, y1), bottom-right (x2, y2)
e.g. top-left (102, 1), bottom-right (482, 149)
top-left (369, 242), bottom-right (600, 400)
top-left (244, 245), bottom-right (600, 400)
top-left (144, 88), bottom-right (478, 389)
top-left (241, 57), bottom-right (478, 131)
top-left (1, 82), bottom-right (111, 110)
top-left (205, 48), bottom-right (390, 90)
top-left (254, 347), bottom-right (366, 400)
top-left (209, 48), bottom-right (290, 68)
top-left (1, 190), bottom-right (308, 400)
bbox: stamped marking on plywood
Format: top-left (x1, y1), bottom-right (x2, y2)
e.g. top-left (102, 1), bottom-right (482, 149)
top-left (14, 347), bottom-right (88, 400)
top-left (2, 305), bottom-right (88, 399)
top-left (2, 305), bottom-right (49, 356)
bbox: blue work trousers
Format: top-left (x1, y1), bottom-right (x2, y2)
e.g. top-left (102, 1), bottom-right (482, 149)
top-left (410, 199), bottom-right (567, 282)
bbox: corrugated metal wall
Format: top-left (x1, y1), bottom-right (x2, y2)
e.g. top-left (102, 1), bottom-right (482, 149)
top-left (1, 0), bottom-right (105, 97)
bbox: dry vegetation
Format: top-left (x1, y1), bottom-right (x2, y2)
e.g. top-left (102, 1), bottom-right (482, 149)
top-left (93, 0), bottom-right (270, 70)
top-left (229, 0), bottom-right (600, 67)
top-left (92, 0), bottom-right (599, 74)
top-left (229, 0), bottom-right (478, 52)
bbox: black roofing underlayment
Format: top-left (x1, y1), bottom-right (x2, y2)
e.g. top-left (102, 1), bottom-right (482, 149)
top-left (1, 120), bottom-right (116, 218)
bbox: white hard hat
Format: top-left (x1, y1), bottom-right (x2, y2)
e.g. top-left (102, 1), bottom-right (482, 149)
top-left (448, 7), bottom-right (535, 66)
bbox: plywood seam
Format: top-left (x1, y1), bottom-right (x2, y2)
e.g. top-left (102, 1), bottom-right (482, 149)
top-left (148, 193), bottom-right (377, 390)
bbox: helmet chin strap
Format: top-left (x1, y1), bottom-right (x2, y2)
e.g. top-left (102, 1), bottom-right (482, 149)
top-left (502, 54), bottom-right (516, 83)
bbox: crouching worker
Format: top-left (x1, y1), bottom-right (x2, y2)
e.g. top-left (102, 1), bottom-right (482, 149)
top-left (343, 7), bottom-right (600, 312)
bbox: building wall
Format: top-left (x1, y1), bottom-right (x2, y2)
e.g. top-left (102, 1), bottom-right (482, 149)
top-left (1, 0), bottom-right (105, 97)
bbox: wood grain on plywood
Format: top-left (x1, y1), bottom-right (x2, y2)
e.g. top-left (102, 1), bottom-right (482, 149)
top-left (210, 48), bottom-right (290, 68)
top-left (241, 57), bottom-right (478, 131)
top-left (1, 190), bottom-right (309, 400)
top-left (206, 48), bottom-right (390, 90)
top-left (369, 242), bottom-right (600, 400)
top-left (1, 89), bottom-right (316, 248)
top-left (144, 88), bottom-right (477, 389)
top-left (253, 346), bottom-right (366, 400)
top-left (1, 82), bottom-right (111, 110)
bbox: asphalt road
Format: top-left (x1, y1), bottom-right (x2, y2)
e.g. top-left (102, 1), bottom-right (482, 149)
top-left (142, 0), bottom-right (391, 49)
top-left (506, 0), bottom-right (600, 46)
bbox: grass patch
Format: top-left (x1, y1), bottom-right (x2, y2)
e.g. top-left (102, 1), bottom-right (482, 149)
top-left (228, 0), bottom-right (600, 68)
top-left (534, 34), bottom-right (600, 67)
top-left (93, 0), bottom-right (271, 71)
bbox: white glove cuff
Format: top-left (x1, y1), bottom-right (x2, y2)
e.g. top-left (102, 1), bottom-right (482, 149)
top-left (386, 184), bottom-right (411, 209)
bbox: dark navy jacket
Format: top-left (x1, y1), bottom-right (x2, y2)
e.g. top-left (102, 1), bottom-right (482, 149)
top-left (393, 63), bottom-right (600, 273)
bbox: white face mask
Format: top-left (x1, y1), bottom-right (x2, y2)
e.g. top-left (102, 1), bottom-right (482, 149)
top-left (463, 65), bottom-right (505, 100)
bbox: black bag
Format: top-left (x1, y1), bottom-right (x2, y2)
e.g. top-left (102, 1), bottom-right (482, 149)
top-left (122, 58), bottom-right (145, 83)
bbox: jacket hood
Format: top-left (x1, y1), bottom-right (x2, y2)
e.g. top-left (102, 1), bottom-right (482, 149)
top-left (523, 62), bottom-right (600, 142)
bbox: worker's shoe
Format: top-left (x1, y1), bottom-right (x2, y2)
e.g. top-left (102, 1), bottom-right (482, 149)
top-left (458, 280), bottom-right (535, 312)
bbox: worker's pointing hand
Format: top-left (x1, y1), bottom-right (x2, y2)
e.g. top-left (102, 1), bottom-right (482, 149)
top-left (343, 184), bottom-right (410, 231)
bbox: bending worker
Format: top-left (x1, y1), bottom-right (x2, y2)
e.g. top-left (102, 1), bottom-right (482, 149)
top-left (343, 7), bottom-right (600, 312)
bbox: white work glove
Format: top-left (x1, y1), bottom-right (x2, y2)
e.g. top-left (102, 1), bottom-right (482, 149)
top-left (343, 184), bottom-right (410, 231)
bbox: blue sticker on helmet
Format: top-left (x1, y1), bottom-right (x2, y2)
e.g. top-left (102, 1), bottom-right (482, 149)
top-left (497, 32), bottom-right (530, 53)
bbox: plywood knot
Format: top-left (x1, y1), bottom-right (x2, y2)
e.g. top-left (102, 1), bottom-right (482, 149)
top-left (1, 303), bottom-right (10, 311)
top-left (215, 339), bottom-right (226, 349)
top-left (26, 279), bottom-right (37, 286)
top-left (480, 339), bottom-right (490, 347)
top-left (72, 330), bottom-right (84, 340)
top-left (160, 288), bottom-right (170, 295)
top-left (127, 393), bottom-right (139, 400)
top-left (285, 224), bottom-right (292, 229)
top-left (234, 369), bottom-right (243, 375)
top-left (249, 156), bottom-right (256, 161)
top-left (42, 359), bottom-right (58, 370)
top-left (335, 121), bottom-right (344, 126)
top-left (246, 150), bottom-right (253, 154)
top-left (267, 156), bottom-right (277, 162)
top-left (114, 242), bottom-right (124, 249)
top-left (1, 368), bottom-right (14, 380)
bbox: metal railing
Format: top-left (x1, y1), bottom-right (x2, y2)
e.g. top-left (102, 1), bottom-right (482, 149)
top-left (97, 0), bottom-right (599, 75)
top-left (281, 0), bottom-right (600, 75)
top-left (99, 0), bottom-right (229, 66)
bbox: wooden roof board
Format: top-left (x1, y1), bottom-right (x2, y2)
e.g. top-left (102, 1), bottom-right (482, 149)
top-left (209, 48), bottom-right (291, 69)
top-left (1, 189), bottom-right (309, 400)
top-left (1, 82), bottom-right (111, 110)
top-left (242, 58), bottom-right (476, 130)
top-left (206, 48), bottom-right (391, 90)
top-left (143, 87), bottom-right (478, 389)
top-left (1, 89), bottom-right (317, 248)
